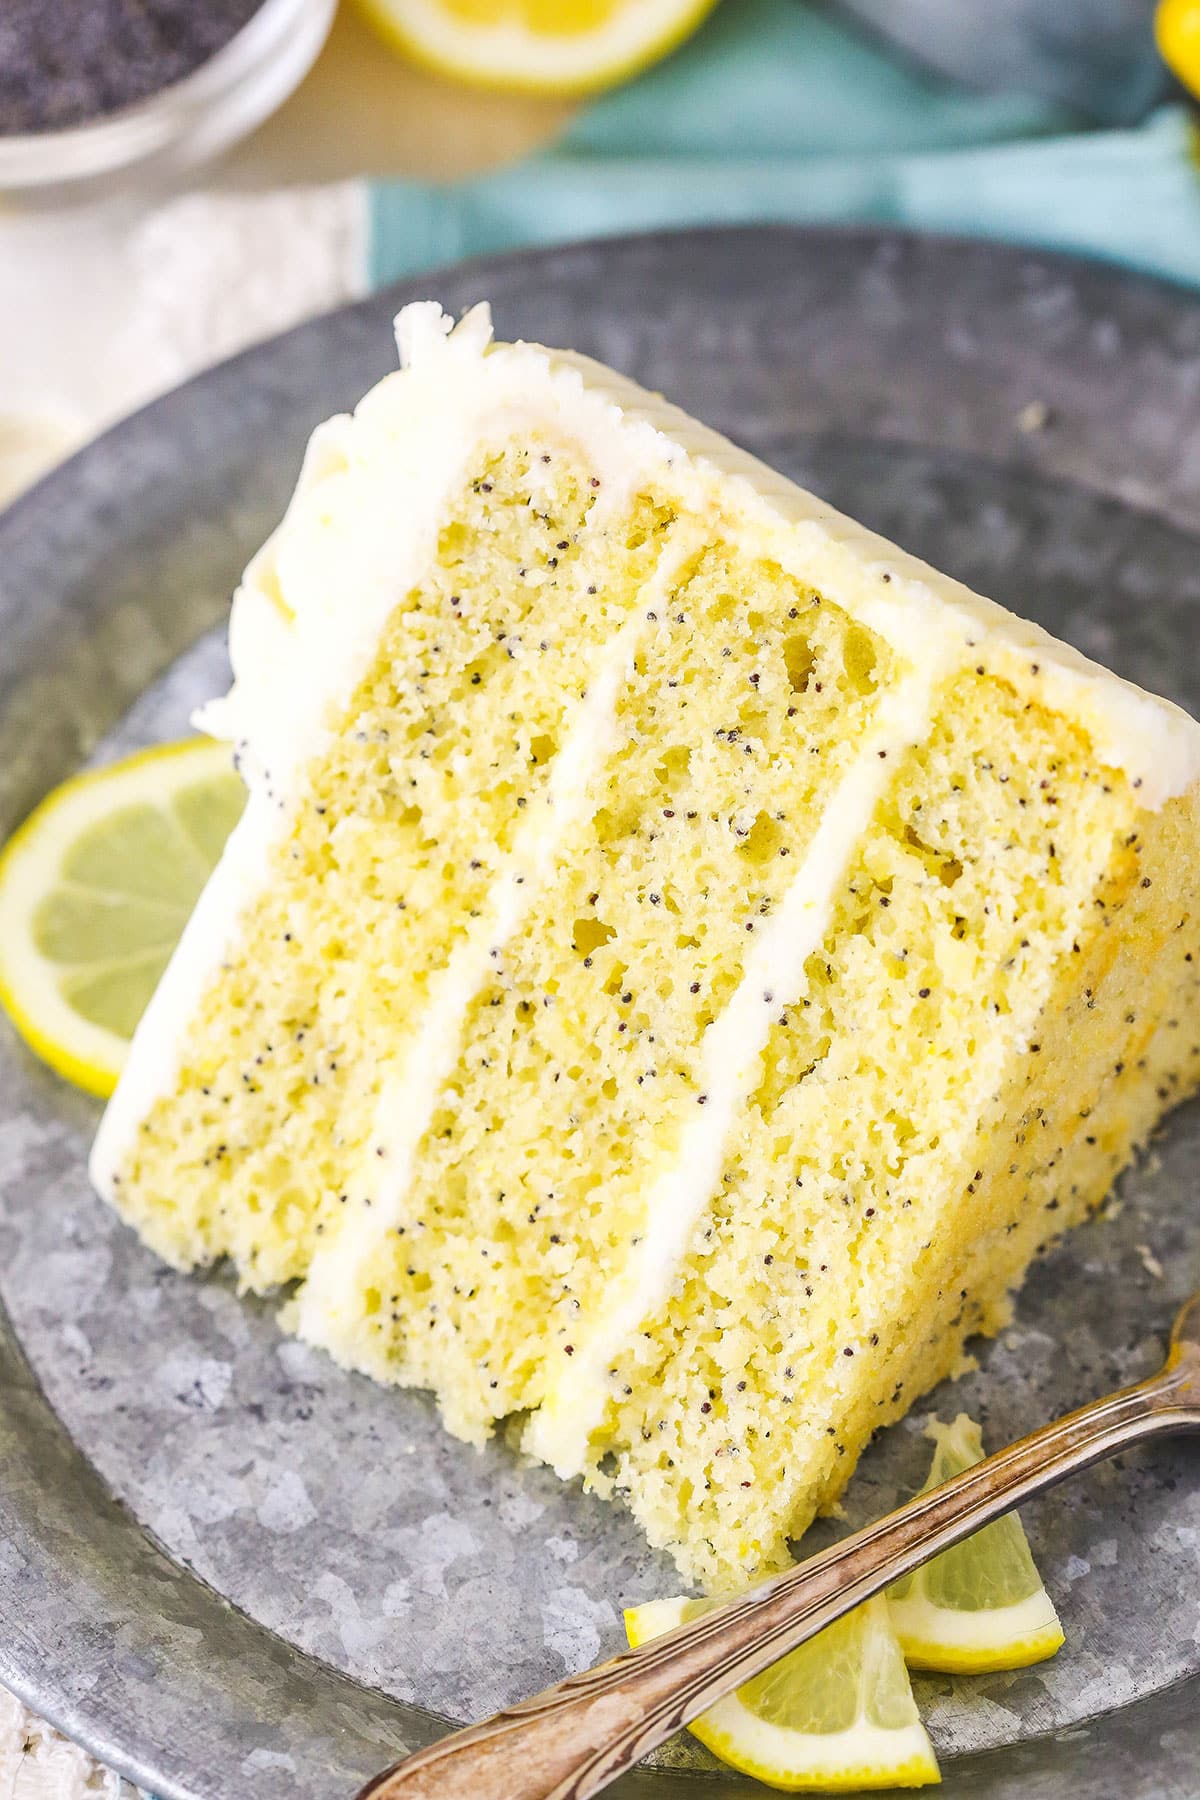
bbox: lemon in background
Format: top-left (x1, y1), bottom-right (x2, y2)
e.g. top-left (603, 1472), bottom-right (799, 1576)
top-left (354, 0), bottom-right (721, 96)
top-left (1158, 0), bottom-right (1200, 94)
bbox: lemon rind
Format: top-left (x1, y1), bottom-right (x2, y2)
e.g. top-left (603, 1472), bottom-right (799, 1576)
top-left (0, 739), bottom-right (234, 1097)
top-left (891, 1582), bottom-right (1065, 1673)
top-left (690, 1702), bottom-right (940, 1792)
top-left (890, 1414), bottom-right (1065, 1674)
top-left (625, 1598), bottom-right (940, 1792)
top-left (351, 0), bottom-right (722, 97)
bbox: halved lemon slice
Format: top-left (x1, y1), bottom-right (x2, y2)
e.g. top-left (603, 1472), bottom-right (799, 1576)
top-left (625, 1593), bottom-right (939, 1792)
top-left (354, 0), bottom-right (722, 96)
top-left (0, 739), bottom-right (244, 1098)
top-left (888, 1415), bottom-right (1064, 1674)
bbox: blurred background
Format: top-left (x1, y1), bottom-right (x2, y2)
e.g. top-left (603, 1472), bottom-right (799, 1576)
top-left (3, 0), bottom-right (1200, 509)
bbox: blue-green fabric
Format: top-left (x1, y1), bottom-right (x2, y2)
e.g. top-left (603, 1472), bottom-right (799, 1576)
top-left (369, 0), bottom-right (1200, 290)
top-left (560, 0), bottom-right (1073, 156)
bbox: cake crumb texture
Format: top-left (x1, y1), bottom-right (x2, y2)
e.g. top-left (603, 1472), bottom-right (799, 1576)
top-left (94, 304), bottom-right (1200, 1588)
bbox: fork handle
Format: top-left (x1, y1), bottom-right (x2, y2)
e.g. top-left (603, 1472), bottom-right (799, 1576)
top-left (359, 1346), bottom-right (1199, 1800)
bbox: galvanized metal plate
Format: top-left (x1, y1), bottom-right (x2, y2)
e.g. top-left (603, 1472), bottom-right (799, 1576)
top-left (1, 227), bottom-right (1199, 1800)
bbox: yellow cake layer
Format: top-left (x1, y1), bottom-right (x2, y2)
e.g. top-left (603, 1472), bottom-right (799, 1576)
top-left (110, 436), bottom-right (671, 1281)
top-left (577, 672), bottom-right (1200, 1587)
top-left (92, 303), bottom-right (1200, 1593)
top-left (297, 541), bottom-right (897, 1436)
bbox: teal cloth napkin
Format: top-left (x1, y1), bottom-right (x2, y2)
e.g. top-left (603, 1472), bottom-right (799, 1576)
top-left (369, 0), bottom-right (1200, 291)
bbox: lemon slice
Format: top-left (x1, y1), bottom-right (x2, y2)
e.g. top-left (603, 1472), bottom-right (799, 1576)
top-left (888, 1415), bottom-right (1064, 1674)
top-left (625, 1593), bottom-right (939, 1792)
top-left (354, 0), bottom-right (721, 96)
top-left (0, 739), bottom-right (244, 1099)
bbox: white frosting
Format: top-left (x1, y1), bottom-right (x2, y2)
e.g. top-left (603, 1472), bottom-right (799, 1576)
top-left (530, 344), bottom-right (1200, 808)
top-left (293, 533), bottom-right (701, 1346)
top-left (93, 298), bottom-right (1200, 1239)
top-left (93, 302), bottom-right (674, 1192)
top-left (523, 661), bottom-right (943, 1477)
top-left (204, 302), bottom-right (1200, 814)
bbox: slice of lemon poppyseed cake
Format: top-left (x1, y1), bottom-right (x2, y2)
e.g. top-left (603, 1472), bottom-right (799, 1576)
top-left (92, 303), bottom-right (1200, 1591)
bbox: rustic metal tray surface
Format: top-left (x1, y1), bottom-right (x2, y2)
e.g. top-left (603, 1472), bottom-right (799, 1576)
top-left (1, 227), bottom-right (1198, 1800)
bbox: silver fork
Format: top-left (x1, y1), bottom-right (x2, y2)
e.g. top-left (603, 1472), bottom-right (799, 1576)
top-left (358, 1291), bottom-right (1200, 1800)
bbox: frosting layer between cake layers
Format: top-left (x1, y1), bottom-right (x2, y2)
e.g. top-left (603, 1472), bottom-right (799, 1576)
top-left (91, 303), bottom-right (1200, 1586)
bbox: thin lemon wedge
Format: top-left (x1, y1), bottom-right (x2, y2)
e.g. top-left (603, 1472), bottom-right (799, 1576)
top-left (0, 739), bottom-right (244, 1098)
top-left (624, 1592), bottom-right (939, 1792)
top-left (354, 0), bottom-right (721, 97)
top-left (888, 1414), bottom-right (1064, 1674)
